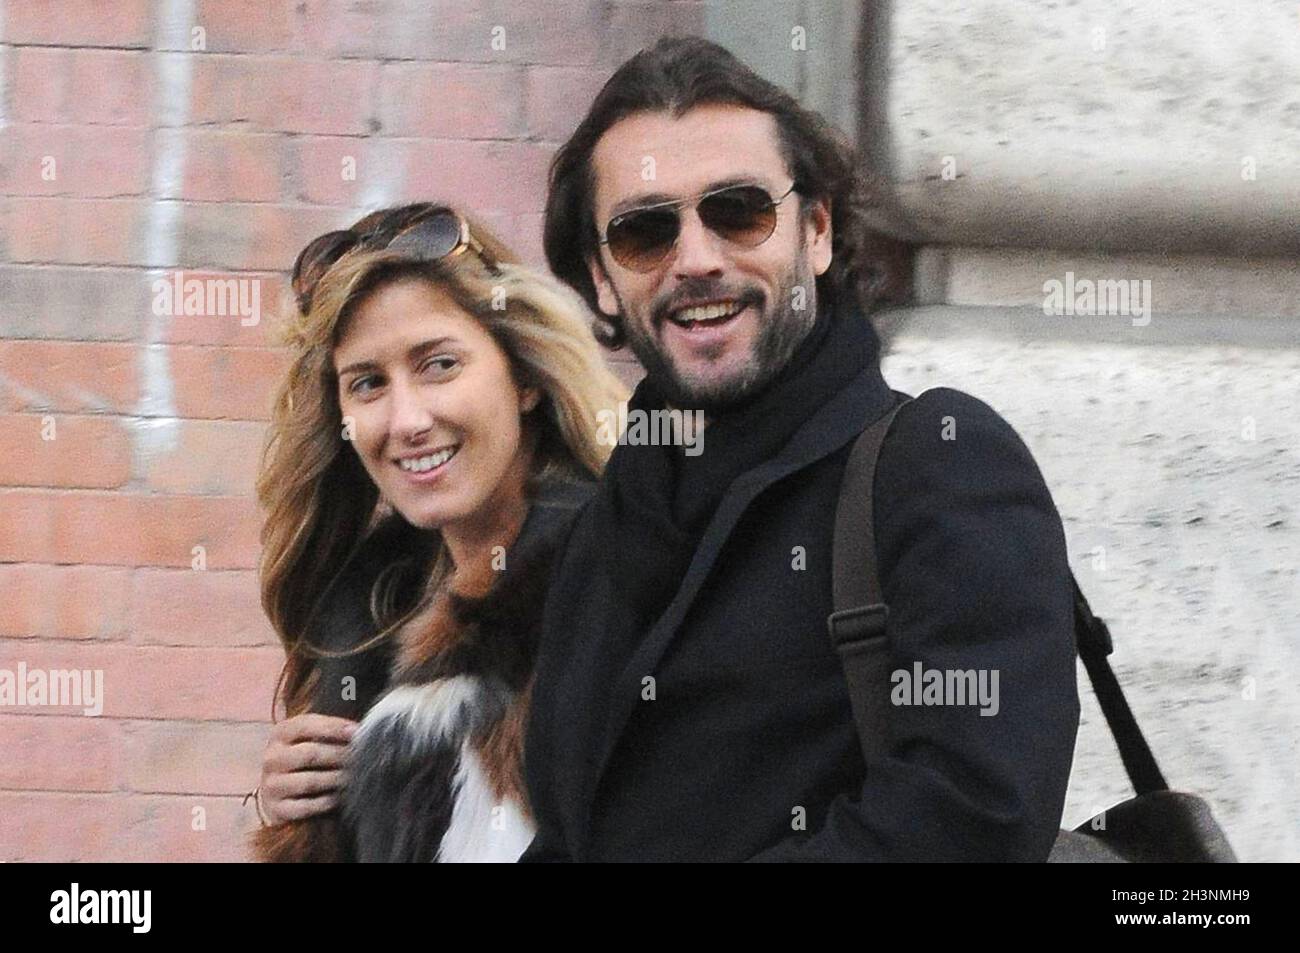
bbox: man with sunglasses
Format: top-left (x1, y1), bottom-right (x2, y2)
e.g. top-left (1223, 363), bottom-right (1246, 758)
top-left (523, 37), bottom-right (1079, 861)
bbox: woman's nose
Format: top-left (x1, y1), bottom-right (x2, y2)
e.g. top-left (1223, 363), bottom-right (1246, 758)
top-left (387, 376), bottom-right (433, 442)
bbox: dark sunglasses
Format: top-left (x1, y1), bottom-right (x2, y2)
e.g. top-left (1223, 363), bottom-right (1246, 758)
top-left (597, 182), bottom-right (799, 273)
top-left (292, 208), bottom-right (499, 314)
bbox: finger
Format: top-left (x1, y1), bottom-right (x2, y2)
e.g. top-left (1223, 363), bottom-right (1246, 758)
top-left (261, 768), bottom-right (342, 801)
top-left (274, 794), bottom-right (340, 822)
top-left (273, 714), bottom-right (358, 745)
top-left (282, 741), bottom-right (352, 772)
top-left (263, 742), bottom-right (339, 776)
top-left (278, 770), bottom-right (346, 799)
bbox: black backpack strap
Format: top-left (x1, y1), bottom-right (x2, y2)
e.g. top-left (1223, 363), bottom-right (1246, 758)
top-left (1071, 577), bottom-right (1168, 795)
top-left (827, 393), bottom-right (911, 767)
top-left (828, 393), bottom-right (1170, 795)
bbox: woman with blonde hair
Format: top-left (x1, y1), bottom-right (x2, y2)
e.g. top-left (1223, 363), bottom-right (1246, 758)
top-left (251, 203), bottom-right (626, 862)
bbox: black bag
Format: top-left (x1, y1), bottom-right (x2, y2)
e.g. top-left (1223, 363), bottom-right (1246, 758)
top-left (827, 393), bottom-right (1238, 862)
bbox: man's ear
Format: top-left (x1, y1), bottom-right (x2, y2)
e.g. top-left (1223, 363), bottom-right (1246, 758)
top-left (587, 252), bottom-right (621, 317)
top-left (805, 196), bottom-right (833, 277)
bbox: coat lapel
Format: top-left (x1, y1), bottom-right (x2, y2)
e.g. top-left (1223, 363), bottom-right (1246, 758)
top-left (580, 363), bottom-right (897, 831)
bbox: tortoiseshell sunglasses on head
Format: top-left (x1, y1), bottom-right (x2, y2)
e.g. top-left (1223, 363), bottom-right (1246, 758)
top-left (291, 208), bottom-right (500, 314)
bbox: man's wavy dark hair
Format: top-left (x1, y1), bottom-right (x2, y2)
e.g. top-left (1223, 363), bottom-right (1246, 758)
top-left (544, 36), bottom-right (885, 351)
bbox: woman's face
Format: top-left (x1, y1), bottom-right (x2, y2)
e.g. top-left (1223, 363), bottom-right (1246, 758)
top-left (333, 278), bottom-right (539, 535)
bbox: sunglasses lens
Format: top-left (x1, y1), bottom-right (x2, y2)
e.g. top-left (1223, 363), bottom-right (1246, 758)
top-left (606, 208), bottom-right (679, 272)
top-left (292, 230), bottom-right (359, 312)
top-left (387, 213), bottom-right (463, 259)
top-left (698, 186), bottom-right (779, 246)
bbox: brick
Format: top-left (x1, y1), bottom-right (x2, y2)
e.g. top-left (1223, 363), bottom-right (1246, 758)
top-left (0, 792), bottom-right (254, 862)
top-left (0, 564), bottom-right (132, 639)
top-left (11, 49), bottom-right (154, 126)
top-left (0, 341), bottom-right (140, 414)
top-left (389, 139), bottom-right (556, 217)
top-left (122, 720), bottom-right (268, 794)
top-left (193, 0), bottom-right (295, 53)
top-left (168, 346), bottom-right (290, 421)
top-left (147, 270), bottom-right (278, 346)
top-left (0, 643), bottom-right (284, 721)
top-left (0, 489), bottom-right (262, 569)
top-left (114, 794), bottom-right (255, 862)
top-left (189, 56), bottom-right (378, 136)
top-left (0, 565), bottom-right (45, 637)
top-left (137, 419), bottom-right (265, 495)
top-left (0, 792), bottom-right (127, 862)
top-left (605, 0), bottom-right (706, 66)
top-left (130, 568), bottom-right (275, 647)
top-left (292, 0), bottom-right (486, 61)
top-left (155, 272), bottom-right (283, 347)
top-left (377, 63), bottom-right (524, 139)
top-left (292, 0), bottom-right (381, 58)
top-left (512, 210), bottom-right (549, 269)
top-left (499, 0), bottom-right (608, 66)
top-left (2, 125), bottom-right (151, 198)
top-left (293, 136), bottom-right (376, 207)
top-left (9, 48), bottom-right (73, 123)
top-left (0, 491), bottom-right (54, 564)
top-left (70, 49), bottom-right (156, 126)
top-left (0, 341), bottom-right (288, 420)
top-left (525, 66), bottom-right (610, 141)
top-left (309, 0), bottom-right (607, 66)
top-left (4, 0), bottom-right (152, 48)
top-left (177, 201), bottom-right (345, 272)
top-left (105, 646), bottom-right (284, 722)
top-left (0, 265), bottom-right (148, 342)
top-left (50, 566), bottom-right (133, 639)
top-left (469, 208), bottom-right (525, 269)
top-left (177, 131), bottom-right (285, 203)
top-left (0, 414), bottom-right (133, 489)
top-left (3, 198), bottom-right (150, 266)
top-left (0, 716), bottom-right (119, 791)
top-left (61, 493), bottom-right (264, 569)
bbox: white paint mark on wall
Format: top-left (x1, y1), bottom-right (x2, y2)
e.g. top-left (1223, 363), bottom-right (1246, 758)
top-left (0, 2), bottom-right (9, 130)
top-left (357, 141), bottom-right (400, 216)
top-left (133, 0), bottom-right (197, 474)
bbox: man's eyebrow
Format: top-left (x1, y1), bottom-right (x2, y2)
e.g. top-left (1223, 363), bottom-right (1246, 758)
top-left (608, 191), bottom-right (674, 220)
top-left (336, 336), bottom-right (460, 378)
top-left (607, 176), bottom-right (765, 220)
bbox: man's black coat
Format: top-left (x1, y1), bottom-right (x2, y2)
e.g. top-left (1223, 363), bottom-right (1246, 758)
top-left (522, 356), bottom-right (1080, 862)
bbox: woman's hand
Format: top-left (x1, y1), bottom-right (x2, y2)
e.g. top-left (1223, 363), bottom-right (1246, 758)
top-left (259, 714), bottom-right (357, 824)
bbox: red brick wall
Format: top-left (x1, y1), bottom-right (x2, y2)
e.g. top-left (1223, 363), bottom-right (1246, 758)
top-left (0, 0), bottom-right (701, 862)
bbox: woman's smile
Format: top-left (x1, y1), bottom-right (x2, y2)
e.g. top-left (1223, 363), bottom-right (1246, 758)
top-left (394, 444), bottom-right (460, 482)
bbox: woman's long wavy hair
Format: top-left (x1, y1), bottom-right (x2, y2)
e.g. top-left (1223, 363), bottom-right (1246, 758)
top-left (258, 203), bottom-right (627, 719)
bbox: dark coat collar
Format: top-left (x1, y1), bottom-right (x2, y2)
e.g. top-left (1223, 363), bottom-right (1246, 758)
top-left (583, 359), bottom-right (899, 815)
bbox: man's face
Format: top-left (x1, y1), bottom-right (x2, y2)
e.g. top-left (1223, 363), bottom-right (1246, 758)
top-left (587, 104), bottom-right (833, 411)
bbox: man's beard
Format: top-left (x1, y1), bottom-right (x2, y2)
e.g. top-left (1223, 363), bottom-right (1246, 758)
top-left (618, 258), bottom-right (819, 415)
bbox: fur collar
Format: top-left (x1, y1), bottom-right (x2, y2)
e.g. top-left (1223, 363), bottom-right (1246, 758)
top-left (303, 469), bottom-right (595, 718)
top-left (252, 470), bottom-right (596, 863)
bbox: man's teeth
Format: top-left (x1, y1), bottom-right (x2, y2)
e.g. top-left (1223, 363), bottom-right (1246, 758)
top-left (398, 446), bottom-right (458, 472)
top-left (673, 301), bottom-right (743, 323)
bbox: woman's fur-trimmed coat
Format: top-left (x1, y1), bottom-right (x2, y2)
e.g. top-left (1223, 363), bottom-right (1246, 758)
top-left (252, 474), bottom-right (594, 863)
